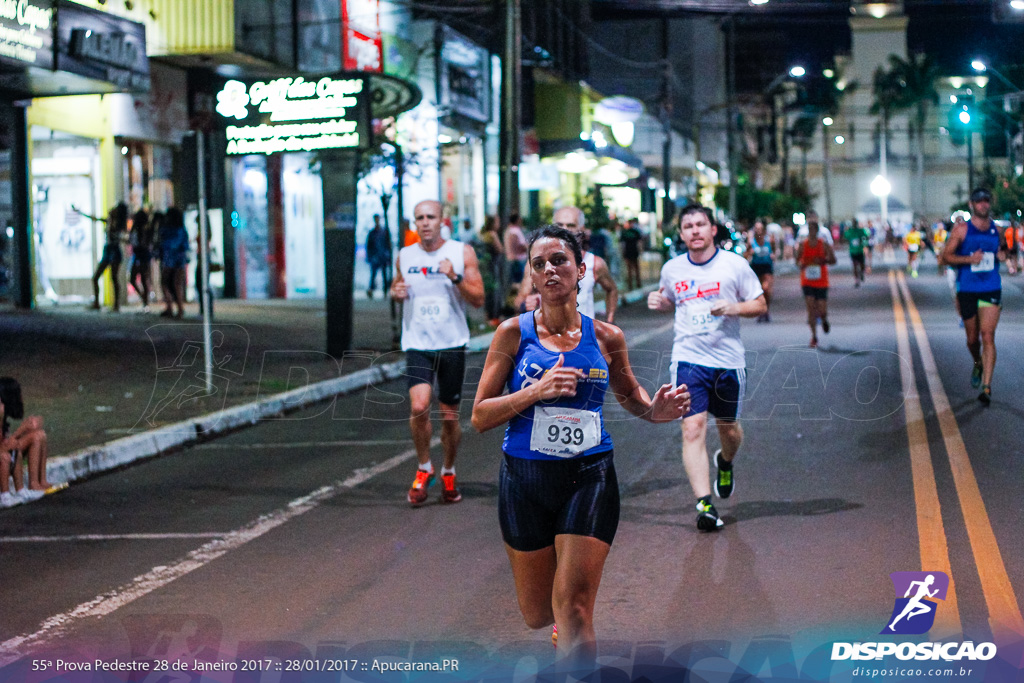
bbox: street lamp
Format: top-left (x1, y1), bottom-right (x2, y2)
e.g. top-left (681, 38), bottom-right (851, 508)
top-left (870, 174), bottom-right (891, 226)
top-left (971, 59), bottom-right (1018, 91)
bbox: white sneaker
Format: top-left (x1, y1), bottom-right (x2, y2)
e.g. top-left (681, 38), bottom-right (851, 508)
top-left (17, 488), bottom-right (44, 502)
top-left (0, 491), bottom-right (21, 508)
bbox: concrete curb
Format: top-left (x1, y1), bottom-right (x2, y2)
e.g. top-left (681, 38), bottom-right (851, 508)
top-left (42, 286), bottom-right (656, 489)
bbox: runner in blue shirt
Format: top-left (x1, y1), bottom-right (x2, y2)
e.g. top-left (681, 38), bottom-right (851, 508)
top-left (941, 188), bottom-right (1007, 405)
top-left (472, 225), bottom-right (689, 665)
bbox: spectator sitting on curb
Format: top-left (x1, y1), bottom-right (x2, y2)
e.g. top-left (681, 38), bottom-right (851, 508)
top-left (1, 377), bottom-right (57, 508)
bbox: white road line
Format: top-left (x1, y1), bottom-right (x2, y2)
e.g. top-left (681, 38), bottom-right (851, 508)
top-left (0, 533), bottom-right (228, 543)
top-left (194, 440), bottom-right (413, 450)
top-left (626, 321), bottom-right (674, 347)
top-left (0, 438), bottom-right (437, 666)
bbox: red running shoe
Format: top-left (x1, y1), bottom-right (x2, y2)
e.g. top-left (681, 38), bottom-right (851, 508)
top-left (441, 473), bottom-right (462, 503)
top-left (408, 469), bottom-right (435, 506)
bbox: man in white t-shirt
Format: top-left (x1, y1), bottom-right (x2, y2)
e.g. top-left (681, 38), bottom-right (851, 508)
top-left (796, 211), bottom-right (833, 245)
top-left (648, 204), bottom-right (766, 531)
top-left (513, 206), bottom-right (618, 323)
top-left (391, 200), bottom-right (485, 507)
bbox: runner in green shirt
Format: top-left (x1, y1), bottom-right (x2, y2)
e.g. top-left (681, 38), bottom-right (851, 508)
top-left (843, 223), bottom-right (871, 287)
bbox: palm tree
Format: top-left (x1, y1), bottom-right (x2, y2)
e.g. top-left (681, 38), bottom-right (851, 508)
top-left (798, 68), bottom-right (857, 226)
top-left (790, 114), bottom-right (817, 187)
top-left (871, 61), bottom-right (903, 161)
top-left (887, 53), bottom-right (941, 215)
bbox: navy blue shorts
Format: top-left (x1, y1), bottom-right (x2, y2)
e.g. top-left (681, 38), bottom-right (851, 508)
top-left (672, 361), bottom-right (745, 421)
top-left (499, 449), bottom-right (618, 552)
top-left (405, 347), bottom-right (466, 405)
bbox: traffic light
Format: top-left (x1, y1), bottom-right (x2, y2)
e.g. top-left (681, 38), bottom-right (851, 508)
top-left (947, 94), bottom-right (974, 144)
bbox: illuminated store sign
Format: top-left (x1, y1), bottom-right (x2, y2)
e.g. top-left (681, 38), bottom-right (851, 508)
top-left (216, 75), bottom-right (370, 156)
top-left (438, 26), bottom-right (489, 124)
top-left (56, 0), bottom-right (149, 91)
top-left (0, 0), bottom-right (53, 69)
top-left (342, 0), bottom-right (381, 72)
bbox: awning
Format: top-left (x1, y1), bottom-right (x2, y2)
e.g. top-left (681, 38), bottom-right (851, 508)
top-left (539, 138), bottom-right (646, 173)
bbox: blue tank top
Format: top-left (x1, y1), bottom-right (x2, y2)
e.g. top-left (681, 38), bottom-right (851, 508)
top-left (750, 238), bottom-right (773, 264)
top-left (956, 220), bottom-right (1001, 292)
top-left (502, 312), bottom-right (614, 461)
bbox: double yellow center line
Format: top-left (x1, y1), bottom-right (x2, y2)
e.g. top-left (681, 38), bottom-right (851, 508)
top-left (889, 270), bottom-right (1024, 642)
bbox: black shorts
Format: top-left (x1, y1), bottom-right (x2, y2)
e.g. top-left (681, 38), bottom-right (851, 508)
top-left (499, 450), bottom-right (619, 552)
top-left (99, 244), bottom-right (123, 267)
top-left (850, 253), bottom-right (865, 266)
top-left (957, 290), bottom-right (1002, 321)
top-left (802, 285), bottom-right (829, 300)
top-left (751, 262), bottom-right (774, 277)
top-left (405, 347), bottom-right (466, 405)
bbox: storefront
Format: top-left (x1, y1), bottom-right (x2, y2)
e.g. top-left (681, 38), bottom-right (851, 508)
top-left (435, 25), bottom-right (491, 236)
top-left (0, 0), bottom-right (150, 307)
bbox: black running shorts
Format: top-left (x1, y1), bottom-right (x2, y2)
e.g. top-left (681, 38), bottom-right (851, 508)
top-left (802, 285), bottom-right (828, 300)
top-left (405, 347), bottom-right (466, 405)
top-left (499, 450), bottom-right (618, 552)
top-left (957, 290), bottom-right (1001, 321)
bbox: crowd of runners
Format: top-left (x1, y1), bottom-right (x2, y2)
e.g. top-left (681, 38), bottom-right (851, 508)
top-left (384, 188), bottom-right (1014, 664)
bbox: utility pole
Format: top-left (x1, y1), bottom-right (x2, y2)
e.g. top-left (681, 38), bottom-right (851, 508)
top-left (661, 17), bottom-right (673, 231)
top-left (726, 17), bottom-right (738, 221)
top-left (498, 0), bottom-right (521, 229)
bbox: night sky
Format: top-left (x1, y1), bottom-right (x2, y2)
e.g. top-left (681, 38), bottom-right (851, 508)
top-left (592, 1), bottom-right (1024, 95)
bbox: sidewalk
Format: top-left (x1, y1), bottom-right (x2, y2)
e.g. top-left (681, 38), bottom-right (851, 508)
top-left (0, 283), bottom-right (652, 492)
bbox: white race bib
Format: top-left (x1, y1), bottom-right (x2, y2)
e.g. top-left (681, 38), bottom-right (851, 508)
top-left (908, 245), bottom-right (919, 253)
top-left (971, 253), bottom-right (995, 272)
top-left (804, 265), bottom-right (822, 280)
top-left (412, 296), bottom-right (451, 325)
top-left (682, 299), bottom-right (721, 335)
top-left (530, 407), bottom-right (602, 457)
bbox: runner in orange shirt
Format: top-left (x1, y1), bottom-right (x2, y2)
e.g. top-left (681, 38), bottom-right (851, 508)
top-left (796, 222), bottom-right (837, 348)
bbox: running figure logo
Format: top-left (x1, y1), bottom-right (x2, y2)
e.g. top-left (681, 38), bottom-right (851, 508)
top-left (882, 571), bottom-right (950, 634)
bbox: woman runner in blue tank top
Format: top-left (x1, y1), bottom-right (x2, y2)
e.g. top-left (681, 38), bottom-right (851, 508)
top-left (472, 226), bottom-right (690, 665)
top-left (746, 219), bottom-right (774, 322)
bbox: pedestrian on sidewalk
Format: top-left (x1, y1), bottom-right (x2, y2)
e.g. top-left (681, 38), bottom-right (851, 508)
top-left (157, 207), bottom-right (189, 319)
top-left (648, 204), bottom-right (766, 532)
top-left (475, 215), bottom-right (505, 326)
top-left (472, 225), bottom-right (689, 665)
top-left (79, 202), bottom-right (129, 312)
top-left (514, 207), bottom-right (618, 324)
top-left (390, 199), bottom-right (485, 506)
top-left (504, 212), bottom-right (528, 285)
top-left (0, 377), bottom-right (53, 508)
top-left (365, 214), bottom-right (393, 299)
top-left (128, 208), bottom-right (154, 309)
top-left (619, 217), bottom-right (644, 291)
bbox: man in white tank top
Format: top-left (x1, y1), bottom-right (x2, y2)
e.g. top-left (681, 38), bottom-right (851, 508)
top-left (513, 206), bottom-right (618, 323)
top-left (390, 200), bottom-right (485, 506)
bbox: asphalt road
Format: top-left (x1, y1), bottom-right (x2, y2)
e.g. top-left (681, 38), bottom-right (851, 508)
top-left (2, 260), bottom-right (1023, 682)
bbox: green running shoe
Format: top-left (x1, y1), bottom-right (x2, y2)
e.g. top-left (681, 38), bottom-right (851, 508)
top-left (971, 361), bottom-right (983, 389)
top-left (713, 449), bottom-right (734, 499)
top-left (696, 496), bottom-right (724, 532)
